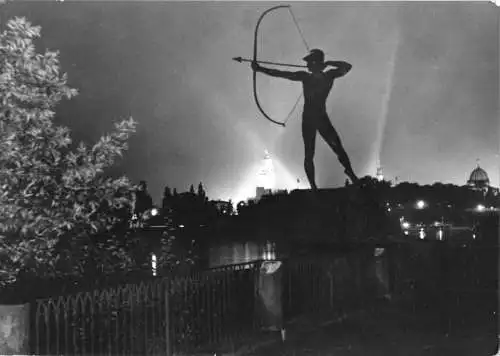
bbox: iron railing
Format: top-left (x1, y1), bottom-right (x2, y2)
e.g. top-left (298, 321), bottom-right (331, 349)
top-left (283, 252), bottom-right (378, 320)
top-left (32, 252), bottom-right (386, 355)
top-left (33, 279), bottom-right (169, 355)
top-left (32, 260), bottom-right (262, 355)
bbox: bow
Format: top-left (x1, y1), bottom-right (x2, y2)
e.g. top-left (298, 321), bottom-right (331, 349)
top-left (252, 5), bottom-right (308, 127)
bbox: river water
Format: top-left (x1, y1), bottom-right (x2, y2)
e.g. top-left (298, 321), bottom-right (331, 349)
top-left (208, 241), bottom-right (277, 268)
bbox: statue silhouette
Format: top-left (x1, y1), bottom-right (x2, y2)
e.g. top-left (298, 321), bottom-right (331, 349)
top-left (252, 48), bottom-right (358, 190)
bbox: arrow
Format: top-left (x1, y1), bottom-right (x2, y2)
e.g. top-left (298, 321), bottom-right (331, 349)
top-left (233, 56), bottom-right (306, 68)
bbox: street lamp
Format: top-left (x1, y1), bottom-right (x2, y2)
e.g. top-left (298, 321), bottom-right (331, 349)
top-left (416, 200), bottom-right (426, 209)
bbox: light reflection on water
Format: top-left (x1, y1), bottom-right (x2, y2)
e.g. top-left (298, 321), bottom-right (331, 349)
top-left (402, 226), bottom-right (475, 242)
top-left (208, 241), bottom-right (277, 268)
top-left (437, 229), bottom-right (443, 241)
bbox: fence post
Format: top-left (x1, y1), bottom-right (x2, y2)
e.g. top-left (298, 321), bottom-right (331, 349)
top-left (328, 264), bottom-right (334, 311)
top-left (253, 261), bottom-right (261, 330)
top-left (165, 280), bottom-right (171, 356)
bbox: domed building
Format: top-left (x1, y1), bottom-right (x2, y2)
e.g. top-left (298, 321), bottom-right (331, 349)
top-left (467, 161), bottom-right (498, 196)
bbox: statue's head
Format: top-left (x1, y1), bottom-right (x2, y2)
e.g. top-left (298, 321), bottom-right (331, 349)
top-left (303, 48), bottom-right (325, 73)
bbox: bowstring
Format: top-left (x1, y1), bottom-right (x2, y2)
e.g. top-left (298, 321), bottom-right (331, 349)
top-left (283, 6), bottom-right (309, 126)
top-left (283, 93), bottom-right (303, 126)
top-left (288, 7), bottom-right (310, 52)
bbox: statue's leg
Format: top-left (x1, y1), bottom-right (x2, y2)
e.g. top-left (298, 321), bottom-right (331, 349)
top-left (317, 116), bottom-right (358, 183)
top-left (302, 120), bottom-right (318, 190)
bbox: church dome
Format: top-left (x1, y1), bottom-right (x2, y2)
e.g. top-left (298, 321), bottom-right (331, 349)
top-left (467, 164), bottom-right (489, 187)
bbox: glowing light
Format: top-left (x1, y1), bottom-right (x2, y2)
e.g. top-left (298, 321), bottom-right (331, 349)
top-left (151, 208), bottom-right (159, 216)
top-left (262, 241), bottom-right (276, 261)
top-left (404, 230), bottom-right (409, 235)
top-left (401, 221), bottom-right (410, 229)
top-left (231, 150), bottom-right (308, 203)
top-left (257, 149), bottom-right (276, 190)
top-left (376, 167), bottom-right (384, 182)
top-left (437, 229), bottom-right (443, 241)
top-left (476, 204), bottom-right (485, 212)
top-left (416, 200), bottom-right (426, 209)
top-left (151, 254), bottom-right (157, 276)
top-left (472, 234), bottom-right (476, 239)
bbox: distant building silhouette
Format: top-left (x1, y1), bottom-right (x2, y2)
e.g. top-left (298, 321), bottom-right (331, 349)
top-left (253, 149), bottom-right (290, 200)
top-left (467, 160), bottom-right (498, 196)
top-left (257, 149), bottom-right (275, 190)
top-left (212, 200), bottom-right (233, 215)
top-left (376, 166), bottom-right (384, 182)
top-left (256, 186), bottom-right (272, 200)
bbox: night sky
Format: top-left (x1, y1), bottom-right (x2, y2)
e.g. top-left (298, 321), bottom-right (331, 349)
top-left (3, 2), bottom-right (498, 204)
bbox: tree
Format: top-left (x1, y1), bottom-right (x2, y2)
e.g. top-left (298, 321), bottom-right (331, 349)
top-left (134, 180), bottom-right (153, 216)
top-left (163, 186), bottom-right (172, 198)
top-left (0, 17), bottom-right (138, 287)
top-left (189, 184), bottom-right (195, 195)
top-left (162, 185), bottom-right (172, 209)
top-left (197, 182), bottom-right (206, 200)
top-left (227, 200), bottom-right (234, 216)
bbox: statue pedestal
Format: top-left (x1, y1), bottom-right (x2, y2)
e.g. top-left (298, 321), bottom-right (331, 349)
top-left (257, 261), bottom-right (285, 341)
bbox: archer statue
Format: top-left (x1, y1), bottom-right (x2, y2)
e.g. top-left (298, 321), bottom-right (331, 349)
top-left (251, 48), bottom-right (359, 190)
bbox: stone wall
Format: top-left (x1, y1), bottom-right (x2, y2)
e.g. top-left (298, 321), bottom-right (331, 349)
top-left (0, 304), bottom-right (30, 355)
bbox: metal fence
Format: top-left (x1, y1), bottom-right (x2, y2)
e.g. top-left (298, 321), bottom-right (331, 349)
top-left (33, 279), bottom-right (169, 355)
top-left (32, 251), bottom-right (383, 355)
top-left (32, 261), bottom-right (262, 355)
top-left (387, 241), bottom-right (497, 331)
top-left (283, 250), bottom-right (380, 320)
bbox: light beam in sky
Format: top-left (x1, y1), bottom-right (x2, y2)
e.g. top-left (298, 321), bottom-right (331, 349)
top-left (368, 27), bottom-right (401, 177)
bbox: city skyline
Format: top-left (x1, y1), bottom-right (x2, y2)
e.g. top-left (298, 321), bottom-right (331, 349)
top-left (2, 2), bottom-right (497, 203)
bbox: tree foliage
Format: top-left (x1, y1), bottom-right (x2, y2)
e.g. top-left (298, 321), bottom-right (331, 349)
top-left (0, 17), bottom-right (138, 287)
